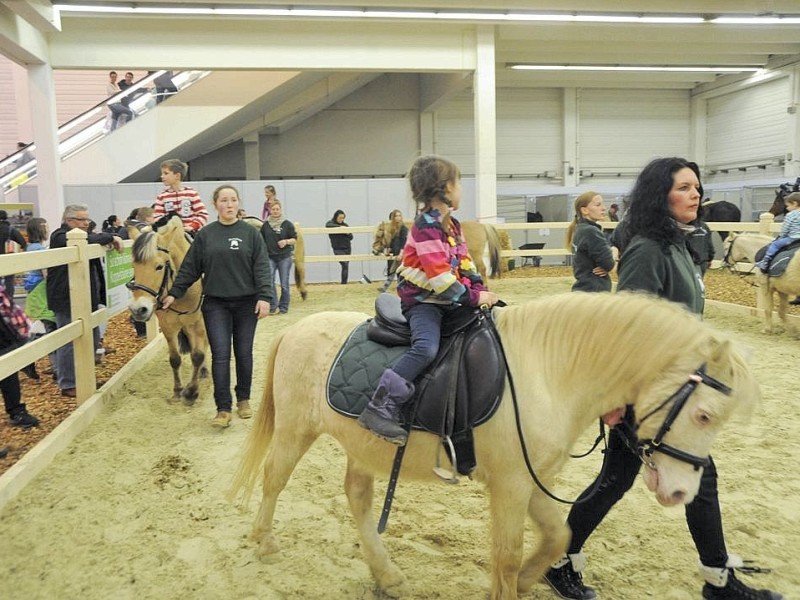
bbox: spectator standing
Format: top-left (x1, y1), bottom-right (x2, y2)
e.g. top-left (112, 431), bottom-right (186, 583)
top-left (564, 192), bottom-right (615, 292)
top-left (607, 203), bottom-right (620, 222)
top-left (261, 185), bottom-right (278, 220)
top-left (161, 185), bottom-right (272, 428)
top-left (372, 209), bottom-right (408, 293)
top-left (153, 158), bottom-right (209, 234)
top-left (101, 214), bottom-right (128, 239)
top-left (260, 201), bottom-right (296, 314)
top-left (326, 210), bottom-right (353, 285)
top-left (0, 209), bottom-right (27, 296)
top-left (0, 287), bottom-right (39, 429)
top-left (46, 204), bottom-right (123, 398)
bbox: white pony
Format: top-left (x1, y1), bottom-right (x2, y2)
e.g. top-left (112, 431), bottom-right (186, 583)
top-left (229, 292), bottom-right (758, 600)
top-left (722, 232), bottom-right (772, 265)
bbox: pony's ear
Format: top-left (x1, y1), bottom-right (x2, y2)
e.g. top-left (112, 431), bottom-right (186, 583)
top-left (709, 338), bottom-right (732, 363)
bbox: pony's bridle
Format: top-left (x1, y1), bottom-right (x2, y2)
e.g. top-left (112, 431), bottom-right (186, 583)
top-left (628, 364), bottom-right (732, 472)
top-left (126, 246), bottom-right (202, 315)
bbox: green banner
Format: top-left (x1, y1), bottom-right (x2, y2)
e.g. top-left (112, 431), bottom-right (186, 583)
top-left (105, 247), bottom-right (134, 313)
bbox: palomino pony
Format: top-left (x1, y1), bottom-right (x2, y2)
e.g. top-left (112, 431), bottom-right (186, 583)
top-left (229, 292), bottom-right (758, 600)
top-left (757, 252), bottom-right (800, 335)
top-left (127, 216), bottom-right (208, 403)
top-left (722, 232), bottom-right (772, 265)
top-left (242, 216), bottom-right (308, 300)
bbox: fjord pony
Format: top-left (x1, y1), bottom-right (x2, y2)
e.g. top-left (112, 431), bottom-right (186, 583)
top-left (127, 216), bottom-right (208, 402)
top-left (242, 216), bottom-right (308, 300)
top-left (229, 292), bottom-right (757, 600)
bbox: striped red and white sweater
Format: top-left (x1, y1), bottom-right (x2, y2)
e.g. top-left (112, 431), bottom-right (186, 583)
top-left (153, 186), bottom-right (209, 232)
top-left (396, 209), bottom-right (486, 308)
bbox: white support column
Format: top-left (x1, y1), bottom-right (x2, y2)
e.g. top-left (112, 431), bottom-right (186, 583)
top-left (419, 111), bottom-right (434, 155)
top-left (786, 65), bottom-right (800, 179)
top-left (243, 133), bottom-right (261, 181)
top-left (27, 64), bottom-right (63, 226)
top-left (690, 95), bottom-right (708, 169)
top-left (473, 25), bottom-right (497, 222)
top-left (562, 88), bottom-right (578, 187)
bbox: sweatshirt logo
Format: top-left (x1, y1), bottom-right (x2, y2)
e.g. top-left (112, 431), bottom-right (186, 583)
top-left (229, 237), bottom-right (242, 250)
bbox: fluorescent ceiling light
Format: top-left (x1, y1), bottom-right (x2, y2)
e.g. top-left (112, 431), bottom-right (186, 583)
top-left (712, 16), bottom-right (800, 25)
top-left (509, 65), bottom-right (763, 73)
top-left (51, 5), bottom-right (704, 22)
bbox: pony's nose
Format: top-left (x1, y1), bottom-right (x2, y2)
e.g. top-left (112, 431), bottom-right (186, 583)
top-left (131, 305), bottom-right (149, 319)
top-left (670, 489), bottom-right (687, 505)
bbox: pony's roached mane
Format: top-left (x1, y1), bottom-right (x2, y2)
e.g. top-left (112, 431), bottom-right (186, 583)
top-left (131, 230), bottom-right (158, 264)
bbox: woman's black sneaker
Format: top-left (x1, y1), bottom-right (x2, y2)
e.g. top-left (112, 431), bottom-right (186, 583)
top-left (702, 571), bottom-right (783, 600)
top-left (9, 410), bottom-right (40, 429)
top-left (544, 563), bottom-right (597, 600)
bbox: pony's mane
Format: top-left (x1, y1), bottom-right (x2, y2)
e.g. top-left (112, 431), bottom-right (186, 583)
top-left (131, 230), bottom-right (158, 264)
top-left (494, 292), bottom-right (756, 417)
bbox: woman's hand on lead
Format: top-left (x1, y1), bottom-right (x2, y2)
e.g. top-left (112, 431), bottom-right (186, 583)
top-left (160, 295), bottom-right (175, 311)
top-left (478, 291), bottom-right (499, 307)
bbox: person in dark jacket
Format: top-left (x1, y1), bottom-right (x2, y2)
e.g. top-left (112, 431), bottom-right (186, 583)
top-left (162, 185), bottom-right (272, 428)
top-left (45, 204), bottom-right (123, 398)
top-left (260, 201), bottom-right (296, 314)
top-left (372, 209), bottom-right (409, 293)
top-left (564, 191), bottom-right (615, 292)
top-left (0, 288), bottom-right (39, 429)
top-left (0, 209), bottom-right (27, 295)
top-left (544, 158), bottom-right (782, 600)
top-left (326, 209), bottom-right (353, 284)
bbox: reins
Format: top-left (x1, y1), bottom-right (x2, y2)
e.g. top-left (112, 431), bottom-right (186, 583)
top-left (127, 245), bottom-right (204, 316)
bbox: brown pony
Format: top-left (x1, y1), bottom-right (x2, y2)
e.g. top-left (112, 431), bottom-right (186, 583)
top-left (229, 292), bottom-right (758, 600)
top-left (461, 221), bottom-right (508, 280)
top-left (127, 216), bottom-right (208, 403)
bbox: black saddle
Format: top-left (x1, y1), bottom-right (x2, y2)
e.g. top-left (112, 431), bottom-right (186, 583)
top-left (756, 239), bottom-right (800, 277)
top-left (367, 294), bottom-right (506, 475)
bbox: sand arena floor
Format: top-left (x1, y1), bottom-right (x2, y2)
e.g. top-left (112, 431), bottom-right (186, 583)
top-left (0, 276), bottom-right (796, 600)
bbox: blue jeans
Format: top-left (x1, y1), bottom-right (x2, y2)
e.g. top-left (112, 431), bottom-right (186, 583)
top-left (201, 295), bottom-right (259, 412)
top-left (269, 256), bottom-right (292, 313)
top-left (54, 309), bottom-right (101, 390)
top-left (761, 235), bottom-right (796, 265)
top-left (391, 303), bottom-right (446, 383)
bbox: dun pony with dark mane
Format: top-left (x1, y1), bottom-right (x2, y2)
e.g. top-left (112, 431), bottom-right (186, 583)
top-left (127, 216), bottom-right (209, 402)
top-left (229, 292), bottom-right (758, 600)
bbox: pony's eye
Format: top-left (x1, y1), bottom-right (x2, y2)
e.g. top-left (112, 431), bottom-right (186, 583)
top-left (693, 410), bottom-right (712, 426)
top-left (156, 265), bottom-right (165, 271)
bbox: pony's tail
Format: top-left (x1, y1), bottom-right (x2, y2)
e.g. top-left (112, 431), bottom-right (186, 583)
top-left (178, 330), bottom-right (190, 354)
top-left (227, 329), bottom-right (285, 507)
top-left (484, 224), bottom-right (502, 279)
top-left (293, 224), bottom-right (308, 300)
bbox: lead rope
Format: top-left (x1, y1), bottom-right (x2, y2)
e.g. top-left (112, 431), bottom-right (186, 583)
top-left (484, 307), bottom-right (613, 505)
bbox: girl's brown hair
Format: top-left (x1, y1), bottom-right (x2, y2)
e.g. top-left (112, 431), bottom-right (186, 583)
top-left (408, 155), bottom-right (460, 229)
top-left (212, 184), bottom-right (240, 205)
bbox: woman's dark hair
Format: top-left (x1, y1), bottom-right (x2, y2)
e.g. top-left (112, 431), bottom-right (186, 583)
top-left (26, 217), bottom-right (48, 243)
top-left (625, 157), bottom-right (701, 249)
top-left (332, 209), bottom-right (346, 222)
top-left (102, 214), bottom-right (118, 231)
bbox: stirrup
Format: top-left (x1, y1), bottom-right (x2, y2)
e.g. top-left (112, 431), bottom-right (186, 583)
top-left (432, 435), bottom-right (459, 484)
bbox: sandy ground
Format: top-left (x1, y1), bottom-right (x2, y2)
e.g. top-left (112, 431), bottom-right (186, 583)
top-left (0, 277), bottom-right (797, 600)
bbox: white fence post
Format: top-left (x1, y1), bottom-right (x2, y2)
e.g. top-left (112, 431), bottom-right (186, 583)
top-left (66, 229), bottom-right (97, 404)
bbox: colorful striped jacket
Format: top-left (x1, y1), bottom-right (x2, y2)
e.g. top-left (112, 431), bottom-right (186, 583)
top-left (153, 186), bottom-right (209, 232)
top-left (396, 209), bottom-right (486, 308)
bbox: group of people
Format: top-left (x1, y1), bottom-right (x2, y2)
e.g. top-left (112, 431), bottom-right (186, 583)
top-left (0, 152), bottom-right (785, 599)
top-left (559, 157), bottom-right (781, 600)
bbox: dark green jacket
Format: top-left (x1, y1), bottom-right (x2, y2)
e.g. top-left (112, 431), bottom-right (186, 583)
top-left (571, 218), bottom-right (615, 292)
top-left (260, 219), bottom-right (297, 260)
top-left (168, 220), bottom-right (272, 302)
top-left (618, 235), bottom-right (704, 315)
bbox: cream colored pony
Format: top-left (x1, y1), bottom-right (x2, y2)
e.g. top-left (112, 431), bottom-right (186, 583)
top-left (757, 254), bottom-right (800, 335)
top-left (722, 232), bottom-right (772, 265)
top-left (229, 292), bottom-right (758, 600)
top-left (128, 216), bottom-right (208, 402)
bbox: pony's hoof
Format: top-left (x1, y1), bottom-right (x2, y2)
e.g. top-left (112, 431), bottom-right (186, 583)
top-left (200, 367), bottom-right (209, 379)
top-left (168, 394), bottom-right (183, 405)
top-left (376, 567), bottom-right (408, 598)
top-left (255, 537), bottom-right (281, 562)
top-left (182, 387), bottom-right (199, 402)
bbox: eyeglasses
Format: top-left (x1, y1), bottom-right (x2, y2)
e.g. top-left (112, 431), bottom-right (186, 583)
top-left (68, 217), bottom-right (91, 223)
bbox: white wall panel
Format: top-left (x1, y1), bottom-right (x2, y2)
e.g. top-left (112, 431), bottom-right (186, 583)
top-left (706, 77), bottom-right (790, 167)
top-left (579, 88), bottom-right (690, 170)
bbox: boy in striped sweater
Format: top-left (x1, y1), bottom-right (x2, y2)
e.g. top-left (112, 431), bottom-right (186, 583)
top-left (358, 155), bottom-right (499, 446)
top-left (153, 158), bottom-right (209, 234)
